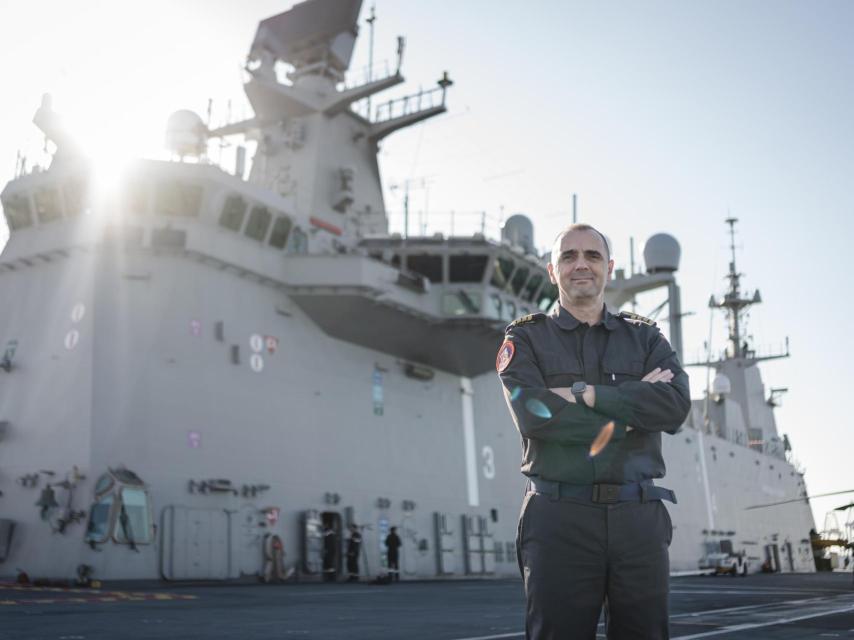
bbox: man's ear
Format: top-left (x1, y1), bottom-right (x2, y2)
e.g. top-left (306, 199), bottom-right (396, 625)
top-left (547, 261), bottom-right (557, 285)
top-left (606, 259), bottom-right (615, 281)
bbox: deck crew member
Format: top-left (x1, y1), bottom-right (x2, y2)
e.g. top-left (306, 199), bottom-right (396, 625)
top-left (322, 523), bottom-right (337, 582)
top-left (385, 526), bottom-right (402, 582)
top-left (346, 524), bottom-right (363, 582)
top-left (497, 223), bottom-right (690, 639)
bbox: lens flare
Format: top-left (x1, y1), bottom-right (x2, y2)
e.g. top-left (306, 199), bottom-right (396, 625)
top-left (510, 387), bottom-right (521, 401)
top-left (525, 398), bottom-right (552, 419)
top-left (589, 421), bottom-right (615, 458)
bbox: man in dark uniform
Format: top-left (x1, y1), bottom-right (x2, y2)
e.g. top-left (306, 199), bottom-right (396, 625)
top-left (346, 524), bottom-right (363, 582)
top-left (497, 223), bottom-right (690, 640)
top-left (322, 522), bottom-right (337, 582)
top-left (385, 526), bottom-right (402, 582)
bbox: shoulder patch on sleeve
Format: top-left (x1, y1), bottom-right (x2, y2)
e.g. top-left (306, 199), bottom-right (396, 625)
top-left (507, 312), bottom-right (546, 330)
top-left (618, 311), bottom-right (657, 327)
top-left (496, 339), bottom-right (515, 373)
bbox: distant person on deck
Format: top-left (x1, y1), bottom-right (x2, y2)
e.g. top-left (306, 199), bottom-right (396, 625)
top-left (346, 524), bottom-right (363, 582)
top-left (385, 527), bottom-right (402, 582)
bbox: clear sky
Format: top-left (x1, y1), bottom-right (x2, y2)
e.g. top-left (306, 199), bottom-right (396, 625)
top-left (1, 1), bottom-right (852, 530)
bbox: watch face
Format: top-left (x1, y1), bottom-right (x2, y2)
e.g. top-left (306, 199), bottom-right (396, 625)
top-left (571, 381), bottom-right (586, 394)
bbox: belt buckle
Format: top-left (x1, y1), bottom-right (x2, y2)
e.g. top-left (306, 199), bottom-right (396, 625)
top-left (593, 483), bottom-right (621, 504)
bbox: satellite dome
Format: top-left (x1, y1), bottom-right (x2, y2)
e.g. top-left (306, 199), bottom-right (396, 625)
top-left (712, 373), bottom-right (731, 396)
top-left (643, 233), bottom-right (680, 273)
top-left (502, 214), bottom-right (535, 255)
top-left (165, 110), bottom-right (207, 158)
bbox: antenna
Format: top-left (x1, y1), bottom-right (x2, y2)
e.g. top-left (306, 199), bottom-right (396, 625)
top-left (366, 4), bottom-right (376, 117)
top-left (726, 216), bottom-right (738, 277)
top-left (572, 193), bottom-right (577, 223)
top-left (629, 237), bottom-right (635, 275)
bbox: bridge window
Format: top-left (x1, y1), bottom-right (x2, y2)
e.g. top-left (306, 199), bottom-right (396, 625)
top-left (504, 301), bottom-right (517, 321)
top-left (407, 253), bottom-right (443, 283)
top-left (490, 256), bottom-right (515, 289)
top-left (291, 227), bottom-right (308, 254)
top-left (155, 180), bottom-right (202, 217)
top-left (442, 289), bottom-right (483, 315)
top-left (114, 487), bottom-right (154, 545)
top-left (511, 266), bottom-right (530, 295)
top-left (523, 274), bottom-right (544, 301)
top-left (84, 493), bottom-right (115, 544)
top-left (269, 215), bottom-right (293, 249)
top-left (449, 254), bottom-right (488, 283)
top-left (151, 228), bottom-right (187, 249)
top-left (63, 178), bottom-right (89, 217)
top-left (1, 193), bottom-right (33, 230)
top-left (487, 293), bottom-right (503, 319)
top-left (245, 205), bottom-right (272, 241)
top-left (537, 283), bottom-right (558, 311)
top-left (34, 187), bottom-right (62, 223)
top-left (219, 195), bottom-right (247, 231)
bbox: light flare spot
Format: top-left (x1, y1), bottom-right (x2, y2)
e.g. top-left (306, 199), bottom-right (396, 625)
top-left (525, 398), bottom-right (552, 419)
top-left (589, 421), bottom-right (615, 458)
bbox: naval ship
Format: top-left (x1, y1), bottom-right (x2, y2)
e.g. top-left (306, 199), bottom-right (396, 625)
top-left (0, 0), bottom-right (815, 582)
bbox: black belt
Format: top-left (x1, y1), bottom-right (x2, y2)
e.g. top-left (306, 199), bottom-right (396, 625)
top-left (527, 477), bottom-right (677, 504)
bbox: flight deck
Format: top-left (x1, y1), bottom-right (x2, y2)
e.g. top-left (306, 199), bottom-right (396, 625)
top-left (1, 573), bottom-right (853, 639)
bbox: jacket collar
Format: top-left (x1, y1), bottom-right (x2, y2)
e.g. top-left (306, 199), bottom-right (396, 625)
top-left (551, 304), bottom-right (619, 331)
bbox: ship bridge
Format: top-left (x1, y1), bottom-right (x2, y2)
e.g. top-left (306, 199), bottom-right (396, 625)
top-left (281, 229), bottom-right (556, 377)
top-left (0, 0), bottom-right (552, 378)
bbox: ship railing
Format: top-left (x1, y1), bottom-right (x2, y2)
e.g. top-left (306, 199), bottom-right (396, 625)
top-left (370, 86), bottom-right (446, 124)
top-left (684, 340), bottom-right (790, 367)
top-left (385, 209), bottom-right (504, 242)
top-left (748, 341), bottom-right (790, 361)
top-left (344, 60), bottom-right (395, 90)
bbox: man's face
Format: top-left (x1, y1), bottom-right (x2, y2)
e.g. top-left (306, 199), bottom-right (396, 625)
top-left (547, 230), bottom-right (614, 304)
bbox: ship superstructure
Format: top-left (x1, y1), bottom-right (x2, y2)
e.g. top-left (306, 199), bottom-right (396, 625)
top-left (0, 0), bottom-right (814, 581)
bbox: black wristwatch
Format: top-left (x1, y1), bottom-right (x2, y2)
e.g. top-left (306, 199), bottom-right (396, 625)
top-left (571, 381), bottom-right (588, 407)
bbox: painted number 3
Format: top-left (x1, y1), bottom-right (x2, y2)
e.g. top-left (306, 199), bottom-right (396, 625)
top-left (481, 446), bottom-right (495, 480)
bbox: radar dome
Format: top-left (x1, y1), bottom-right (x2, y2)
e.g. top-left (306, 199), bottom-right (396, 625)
top-left (643, 233), bottom-right (680, 273)
top-left (165, 110), bottom-right (207, 158)
top-left (502, 214), bottom-right (535, 255)
top-left (712, 373), bottom-right (731, 396)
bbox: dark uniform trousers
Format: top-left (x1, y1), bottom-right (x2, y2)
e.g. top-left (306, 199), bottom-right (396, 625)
top-left (518, 492), bottom-right (673, 640)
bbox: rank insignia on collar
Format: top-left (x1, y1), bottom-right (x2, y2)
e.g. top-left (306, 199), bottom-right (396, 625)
top-left (496, 340), bottom-right (515, 373)
top-left (618, 311), bottom-right (656, 327)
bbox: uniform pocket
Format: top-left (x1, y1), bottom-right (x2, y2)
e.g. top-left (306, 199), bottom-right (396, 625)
top-left (516, 492), bottom-right (535, 577)
top-left (603, 359), bottom-right (645, 384)
top-left (541, 356), bottom-right (582, 388)
top-left (659, 501), bottom-right (673, 547)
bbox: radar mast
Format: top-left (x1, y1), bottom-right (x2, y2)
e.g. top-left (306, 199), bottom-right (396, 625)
top-left (707, 218), bottom-right (787, 363)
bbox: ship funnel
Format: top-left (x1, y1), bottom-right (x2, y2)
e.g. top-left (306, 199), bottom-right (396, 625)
top-left (643, 233), bottom-right (680, 273)
top-left (502, 214), bottom-right (535, 255)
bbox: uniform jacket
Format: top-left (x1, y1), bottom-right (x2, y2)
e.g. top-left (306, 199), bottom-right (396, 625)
top-left (498, 304), bottom-right (690, 485)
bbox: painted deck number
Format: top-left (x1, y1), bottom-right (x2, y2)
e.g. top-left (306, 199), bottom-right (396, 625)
top-left (482, 446), bottom-right (496, 479)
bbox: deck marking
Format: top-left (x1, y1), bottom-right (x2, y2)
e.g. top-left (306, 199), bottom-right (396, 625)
top-left (447, 633), bottom-right (523, 640)
top-left (672, 602), bottom-right (854, 639)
